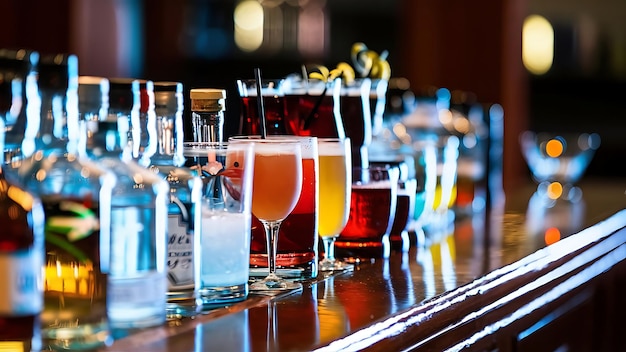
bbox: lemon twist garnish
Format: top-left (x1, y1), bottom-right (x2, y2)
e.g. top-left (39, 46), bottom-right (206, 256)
top-left (350, 42), bottom-right (391, 80)
top-left (308, 65), bottom-right (331, 82)
top-left (307, 63), bottom-right (355, 85)
top-left (351, 42), bottom-right (373, 77)
top-left (331, 62), bottom-right (355, 84)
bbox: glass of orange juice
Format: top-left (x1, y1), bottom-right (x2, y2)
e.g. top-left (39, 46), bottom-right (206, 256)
top-left (317, 138), bottom-right (353, 271)
top-left (229, 136), bottom-right (303, 291)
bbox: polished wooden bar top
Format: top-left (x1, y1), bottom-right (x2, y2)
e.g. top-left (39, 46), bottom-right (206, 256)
top-left (102, 178), bottom-right (626, 352)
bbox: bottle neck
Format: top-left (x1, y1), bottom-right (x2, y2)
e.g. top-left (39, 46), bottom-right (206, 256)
top-left (24, 86), bottom-right (79, 157)
top-left (132, 109), bottom-right (157, 167)
top-left (150, 111), bottom-right (185, 167)
top-left (82, 115), bottom-right (132, 160)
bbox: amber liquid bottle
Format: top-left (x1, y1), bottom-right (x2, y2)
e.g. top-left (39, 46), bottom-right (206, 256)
top-left (0, 49), bottom-right (45, 352)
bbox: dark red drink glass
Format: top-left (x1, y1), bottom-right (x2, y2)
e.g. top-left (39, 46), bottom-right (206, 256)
top-left (247, 136), bottom-right (319, 279)
top-left (335, 165), bottom-right (399, 260)
top-left (371, 157), bottom-right (417, 252)
top-left (237, 79), bottom-right (287, 136)
top-left (283, 77), bottom-right (344, 139)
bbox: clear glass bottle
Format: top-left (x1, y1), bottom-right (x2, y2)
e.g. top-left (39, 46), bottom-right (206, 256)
top-left (189, 88), bottom-right (226, 143)
top-left (149, 81), bottom-right (202, 319)
top-left (12, 54), bottom-right (116, 350)
top-left (0, 48), bottom-right (45, 352)
top-left (83, 76), bottom-right (169, 330)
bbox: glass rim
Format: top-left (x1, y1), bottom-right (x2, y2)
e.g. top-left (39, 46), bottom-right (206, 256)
top-left (317, 137), bottom-right (350, 143)
top-left (183, 141), bottom-right (228, 147)
top-left (228, 135), bottom-right (309, 144)
top-left (182, 141), bottom-right (252, 156)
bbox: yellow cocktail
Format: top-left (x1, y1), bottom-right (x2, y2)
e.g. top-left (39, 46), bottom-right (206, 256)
top-left (318, 154), bottom-right (350, 237)
top-left (317, 138), bottom-right (353, 271)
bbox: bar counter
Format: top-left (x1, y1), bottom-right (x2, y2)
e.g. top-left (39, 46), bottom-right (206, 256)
top-left (102, 178), bottom-right (626, 351)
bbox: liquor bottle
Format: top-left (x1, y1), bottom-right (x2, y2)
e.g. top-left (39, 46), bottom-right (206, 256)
top-left (149, 81), bottom-right (202, 319)
top-left (184, 88), bottom-right (227, 173)
top-left (0, 48), bottom-right (45, 352)
top-left (83, 77), bottom-right (169, 330)
top-left (11, 54), bottom-right (116, 350)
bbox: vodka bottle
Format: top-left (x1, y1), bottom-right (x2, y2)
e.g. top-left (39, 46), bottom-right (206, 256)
top-left (83, 76), bottom-right (169, 330)
top-left (149, 81), bottom-right (202, 319)
top-left (11, 54), bottom-right (116, 350)
top-left (0, 48), bottom-right (45, 352)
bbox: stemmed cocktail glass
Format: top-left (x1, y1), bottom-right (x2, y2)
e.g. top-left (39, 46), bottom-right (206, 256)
top-left (318, 138), bottom-right (353, 271)
top-left (230, 137), bottom-right (303, 291)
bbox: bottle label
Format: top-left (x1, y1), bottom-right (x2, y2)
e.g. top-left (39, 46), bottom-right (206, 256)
top-left (0, 250), bottom-right (43, 315)
top-left (167, 212), bottom-right (195, 291)
top-left (43, 200), bottom-right (102, 269)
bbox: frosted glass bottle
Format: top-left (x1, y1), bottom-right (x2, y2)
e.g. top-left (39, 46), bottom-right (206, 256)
top-left (149, 81), bottom-right (202, 319)
top-left (12, 54), bottom-right (116, 350)
top-left (81, 76), bottom-right (169, 330)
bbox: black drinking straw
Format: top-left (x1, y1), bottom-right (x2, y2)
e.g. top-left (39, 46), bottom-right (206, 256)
top-left (302, 84), bottom-right (327, 130)
top-left (254, 67), bottom-right (267, 139)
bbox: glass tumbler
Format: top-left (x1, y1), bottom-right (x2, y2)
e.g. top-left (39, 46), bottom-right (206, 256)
top-left (335, 165), bottom-right (399, 260)
top-left (183, 142), bottom-right (254, 306)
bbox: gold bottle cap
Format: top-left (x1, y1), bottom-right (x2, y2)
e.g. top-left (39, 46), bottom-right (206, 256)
top-left (190, 88), bottom-right (226, 100)
top-left (190, 88), bottom-right (226, 112)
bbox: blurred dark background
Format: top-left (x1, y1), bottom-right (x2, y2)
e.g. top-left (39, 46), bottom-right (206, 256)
top-left (1, 0), bottom-right (624, 192)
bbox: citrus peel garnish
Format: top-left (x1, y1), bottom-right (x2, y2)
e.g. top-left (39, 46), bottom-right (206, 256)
top-left (307, 63), bottom-right (355, 85)
top-left (350, 42), bottom-right (391, 80)
top-left (308, 65), bottom-right (331, 82)
top-left (351, 42), bottom-right (372, 77)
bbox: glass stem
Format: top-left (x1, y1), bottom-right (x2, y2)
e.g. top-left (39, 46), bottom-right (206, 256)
top-left (262, 220), bottom-right (281, 277)
top-left (322, 236), bottom-right (337, 262)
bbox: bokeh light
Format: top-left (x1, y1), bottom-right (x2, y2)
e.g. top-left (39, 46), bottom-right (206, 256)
top-left (544, 227), bottom-right (561, 245)
top-left (546, 181), bottom-right (563, 199)
top-left (234, 1), bottom-right (264, 52)
top-left (523, 15), bottom-right (554, 75)
top-left (545, 138), bottom-right (564, 158)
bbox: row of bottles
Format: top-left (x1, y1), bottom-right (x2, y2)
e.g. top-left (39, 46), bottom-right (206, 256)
top-left (0, 49), bottom-right (211, 351)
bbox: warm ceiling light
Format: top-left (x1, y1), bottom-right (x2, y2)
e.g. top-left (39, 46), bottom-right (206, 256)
top-left (522, 14), bottom-right (554, 75)
top-left (234, 1), bottom-right (264, 52)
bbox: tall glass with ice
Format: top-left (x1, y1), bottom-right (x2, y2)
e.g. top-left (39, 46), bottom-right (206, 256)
top-left (183, 142), bottom-right (254, 307)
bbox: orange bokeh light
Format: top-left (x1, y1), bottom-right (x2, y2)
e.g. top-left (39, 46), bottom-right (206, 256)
top-left (546, 139), bottom-right (564, 157)
top-left (547, 182), bottom-right (563, 199)
top-left (544, 227), bottom-right (561, 245)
